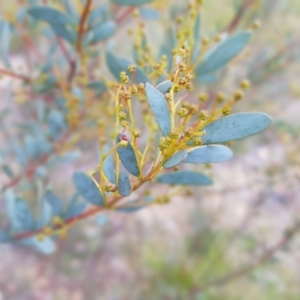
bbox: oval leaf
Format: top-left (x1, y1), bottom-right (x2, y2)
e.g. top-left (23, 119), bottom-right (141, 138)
top-left (118, 171), bottom-right (131, 197)
top-left (163, 150), bottom-right (187, 169)
top-left (115, 197), bottom-right (154, 213)
top-left (183, 145), bottom-right (233, 164)
top-left (0, 231), bottom-right (11, 243)
top-left (156, 80), bottom-right (172, 94)
top-left (202, 112), bottom-right (272, 144)
top-left (106, 51), bottom-right (148, 84)
top-left (28, 7), bottom-right (71, 23)
top-left (73, 172), bottom-right (104, 206)
top-left (88, 21), bottom-right (116, 44)
top-left (45, 191), bottom-right (63, 216)
top-left (22, 236), bottom-right (56, 255)
top-left (156, 170), bottom-right (212, 186)
top-left (116, 135), bottom-right (140, 177)
top-left (145, 83), bottom-right (171, 136)
top-left (112, 0), bottom-right (151, 5)
top-left (195, 31), bottom-right (251, 77)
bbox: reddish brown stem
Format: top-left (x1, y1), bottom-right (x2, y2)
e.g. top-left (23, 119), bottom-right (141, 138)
top-left (76, 0), bottom-right (93, 54)
top-left (116, 7), bottom-right (135, 25)
top-left (0, 68), bottom-right (31, 83)
top-left (56, 37), bottom-right (76, 83)
top-left (225, 0), bottom-right (254, 33)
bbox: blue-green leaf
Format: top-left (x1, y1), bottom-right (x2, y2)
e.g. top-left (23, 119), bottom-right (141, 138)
top-left (97, 214), bottom-right (109, 225)
top-left (1, 164), bottom-right (14, 179)
top-left (64, 193), bottom-right (87, 219)
top-left (87, 21), bottom-right (116, 44)
top-left (163, 150), bottom-right (187, 169)
top-left (73, 172), bottom-right (104, 206)
top-left (0, 231), bottom-right (11, 243)
top-left (191, 13), bottom-right (201, 64)
top-left (139, 7), bottom-right (160, 20)
top-left (118, 171), bottom-right (131, 197)
top-left (47, 110), bottom-right (67, 140)
top-left (0, 21), bottom-right (11, 67)
top-left (50, 24), bottom-right (76, 43)
top-left (88, 3), bottom-right (109, 27)
top-left (116, 135), bottom-right (140, 177)
top-left (36, 200), bottom-right (52, 228)
top-left (112, 0), bottom-right (151, 5)
top-left (87, 81), bottom-right (107, 96)
top-left (198, 74), bottom-right (218, 83)
top-left (24, 135), bottom-right (40, 159)
top-left (45, 191), bottom-right (63, 216)
top-left (28, 7), bottom-right (71, 23)
top-left (145, 83), bottom-right (171, 136)
top-left (106, 51), bottom-right (148, 84)
top-left (195, 31), bottom-right (251, 77)
top-left (28, 7), bottom-right (76, 43)
top-left (183, 145), bottom-right (233, 164)
top-left (202, 112), bottom-right (272, 144)
top-left (5, 190), bottom-right (35, 231)
top-left (156, 170), bottom-right (212, 186)
top-left (22, 236), bottom-right (56, 255)
top-left (115, 196), bottom-right (154, 213)
top-left (102, 146), bottom-right (116, 184)
top-left (156, 80), bottom-right (172, 94)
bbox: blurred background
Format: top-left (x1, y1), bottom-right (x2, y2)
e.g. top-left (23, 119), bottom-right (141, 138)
top-left (0, 0), bottom-right (300, 299)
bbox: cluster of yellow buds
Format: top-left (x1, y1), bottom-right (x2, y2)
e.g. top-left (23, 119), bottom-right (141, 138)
top-left (36, 216), bottom-right (68, 241)
top-left (159, 136), bottom-right (172, 151)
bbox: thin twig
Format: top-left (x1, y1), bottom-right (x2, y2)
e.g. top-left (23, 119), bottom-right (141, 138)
top-left (76, 0), bottom-right (93, 54)
top-left (0, 68), bottom-right (31, 83)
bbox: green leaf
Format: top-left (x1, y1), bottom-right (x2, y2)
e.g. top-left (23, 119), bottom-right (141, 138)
top-left (163, 150), bottom-right (187, 169)
top-left (145, 83), bottom-right (171, 136)
top-left (156, 171), bottom-right (212, 186)
top-left (73, 172), bottom-right (104, 206)
top-left (156, 80), bottom-right (172, 94)
top-left (118, 171), bottom-right (131, 197)
top-left (87, 21), bottom-right (116, 44)
top-left (116, 135), bottom-right (140, 177)
top-left (183, 145), bottom-right (233, 164)
top-left (112, 0), bottom-right (152, 6)
top-left (195, 31), bottom-right (251, 77)
top-left (105, 51), bottom-right (148, 84)
top-left (201, 112), bottom-right (272, 144)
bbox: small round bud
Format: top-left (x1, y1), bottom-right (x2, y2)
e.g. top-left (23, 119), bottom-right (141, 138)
top-left (252, 20), bottom-right (261, 30)
top-left (119, 140), bottom-right (128, 148)
top-left (233, 90), bottom-right (244, 101)
top-left (240, 79), bottom-right (250, 90)
top-left (198, 93), bottom-right (208, 102)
